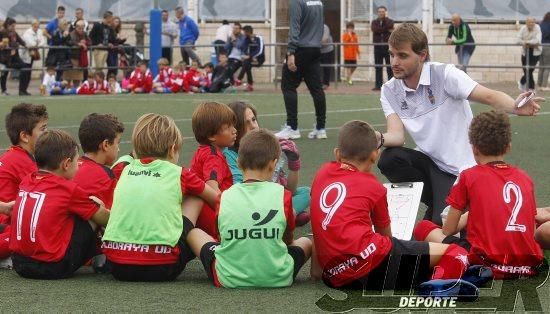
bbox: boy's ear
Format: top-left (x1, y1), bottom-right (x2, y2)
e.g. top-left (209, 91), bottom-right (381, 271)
top-left (267, 158), bottom-right (278, 172)
top-left (100, 139), bottom-right (110, 152)
top-left (334, 148), bottom-right (341, 161)
top-left (61, 157), bottom-right (72, 171)
top-left (19, 131), bottom-right (31, 145)
top-left (369, 149), bottom-right (380, 163)
top-left (505, 143), bottom-right (512, 154)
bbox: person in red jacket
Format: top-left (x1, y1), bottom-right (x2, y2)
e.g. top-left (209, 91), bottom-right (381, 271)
top-left (153, 58), bottom-right (174, 93)
top-left (76, 71), bottom-right (110, 95)
top-left (170, 61), bottom-right (187, 93)
top-left (184, 60), bottom-right (202, 93)
top-left (127, 60), bottom-right (153, 93)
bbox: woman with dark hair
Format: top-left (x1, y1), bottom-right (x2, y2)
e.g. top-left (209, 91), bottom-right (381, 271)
top-left (107, 16), bottom-right (127, 78)
top-left (223, 101), bottom-right (311, 227)
top-left (538, 12), bottom-right (550, 91)
top-left (0, 17), bottom-right (28, 95)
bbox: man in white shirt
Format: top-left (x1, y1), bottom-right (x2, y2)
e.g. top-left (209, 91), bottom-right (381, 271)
top-left (214, 20), bottom-right (232, 57)
top-left (161, 9), bottom-right (178, 65)
top-left (376, 23), bottom-right (543, 225)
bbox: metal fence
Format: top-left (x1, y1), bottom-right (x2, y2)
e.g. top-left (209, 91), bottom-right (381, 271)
top-left (2, 42), bottom-right (550, 89)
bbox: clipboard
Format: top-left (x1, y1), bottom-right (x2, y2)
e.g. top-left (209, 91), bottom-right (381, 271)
top-left (383, 182), bottom-right (424, 240)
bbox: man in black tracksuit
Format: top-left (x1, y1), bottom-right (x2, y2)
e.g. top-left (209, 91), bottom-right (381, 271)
top-left (276, 0), bottom-right (327, 140)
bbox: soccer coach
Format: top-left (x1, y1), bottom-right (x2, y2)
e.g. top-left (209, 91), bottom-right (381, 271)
top-left (276, 0), bottom-right (327, 140)
top-left (375, 24), bottom-right (544, 225)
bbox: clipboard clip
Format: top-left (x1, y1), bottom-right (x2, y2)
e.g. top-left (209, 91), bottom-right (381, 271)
top-left (391, 183), bottom-right (414, 188)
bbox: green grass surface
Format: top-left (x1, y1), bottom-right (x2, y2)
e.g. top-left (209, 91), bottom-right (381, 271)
top-left (0, 92), bottom-right (549, 312)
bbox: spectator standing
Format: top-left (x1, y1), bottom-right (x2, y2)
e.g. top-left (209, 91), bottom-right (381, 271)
top-left (517, 17), bottom-right (542, 91)
top-left (342, 22), bottom-right (360, 86)
top-left (537, 12), bottom-right (550, 91)
top-left (0, 18), bottom-right (28, 95)
top-left (175, 6), bottom-right (201, 66)
top-left (47, 19), bottom-right (71, 81)
top-left (134, 22), bottom-right (146, 50)
top-left (275, 0), bottom-right (326, 140)
top-left (446, 13), bottom-right (475, 73)
top-left (19, 19), bottom-right (46, 95)
top-left (161, 10), bottom-right (178, 64)
top-left (236, 25), bottom-right (264, 91)
top-left (89, 11), bottom-right (116, 73)
top-left (320, 24), bottom-right (334, 89)
top-left (107, 16), bottom-right (127, 78)
top-left (371, 6), bottom-right (394, 90)
top-left (67, 20), bottom-right (90, 85)
top-left (225, 23), bottom-right (245, 84)
top-left (70, 8), bottom-right (89, 34)
top-left (214, 20), bottom-right (232, 57)
top-left (45, 6), bottom-right (65, 45)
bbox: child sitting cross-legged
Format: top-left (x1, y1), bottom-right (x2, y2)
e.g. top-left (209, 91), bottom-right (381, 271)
top-left (101, 113), bottom-right (218, 282)
top-left (187, 129), bottom-right (312, 288)
top-left (413, 111), bottom-right (544, 279)
top-left (9, 130), bottom-right (110, 279)
top-left (310, 121), bottom-right (479, 297)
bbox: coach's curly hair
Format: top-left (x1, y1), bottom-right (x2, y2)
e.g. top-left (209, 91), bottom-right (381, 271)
top-left (469, 110), bottom-right (511, 156)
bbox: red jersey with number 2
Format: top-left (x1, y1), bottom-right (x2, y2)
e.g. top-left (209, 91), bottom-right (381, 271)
top-left (446, 162), bottom-right (543, 278)
top-left (310, 162), bottom-right (392, 287)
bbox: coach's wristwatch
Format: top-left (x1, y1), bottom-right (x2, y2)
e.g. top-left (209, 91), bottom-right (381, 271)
top-left (377, 131), bottom-right (384, 149)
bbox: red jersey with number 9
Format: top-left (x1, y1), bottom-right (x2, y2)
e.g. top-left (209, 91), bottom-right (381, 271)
top-left (310, 161), bottom-right (392, 287)
top-left (9, 172), bottom-right (99, 262)
top-left (446, 162), bottom-right (543, 278)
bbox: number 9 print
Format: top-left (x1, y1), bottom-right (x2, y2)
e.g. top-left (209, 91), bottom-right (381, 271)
top-left (320, 182), bottom-right (347, 230)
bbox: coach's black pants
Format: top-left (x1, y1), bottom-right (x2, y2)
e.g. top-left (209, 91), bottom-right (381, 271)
top-left (374, 45), bottom-right (393, 89)
top-left (281, 47), bottom-right (326, 130)
top-left (378, 147), bottom-right (456, 226)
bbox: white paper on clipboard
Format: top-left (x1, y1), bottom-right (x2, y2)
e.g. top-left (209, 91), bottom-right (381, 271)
top-left (383, 182), bottom-right (424, 240)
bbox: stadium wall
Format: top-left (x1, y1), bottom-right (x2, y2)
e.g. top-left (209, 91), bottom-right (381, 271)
top-left (17, 22), bottom-right (536, 84)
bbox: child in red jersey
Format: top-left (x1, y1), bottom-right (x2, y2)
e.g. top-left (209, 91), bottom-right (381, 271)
top-left (9, 130), bottom-right (110, 279)
top-left (413, 111), bottom-right (544, 279)
top-left (73, 113), bottom-right (124, 209)
top-left (184, 60), bottom-right (202, 93)
top-left (190, 102), bottom-right (237, 237)
top-left (169, 61), bottom-right (187, 93)
top-left (127, 60), bottom-right (153, 93)
top-left (77, 71), bottom-right (110, 95)
top-left (0, 103), bottom-right (48, 262)
top-left (153, 58), bottom-right (174, 93)
top-left (310, 120), bottom-right (471, 291)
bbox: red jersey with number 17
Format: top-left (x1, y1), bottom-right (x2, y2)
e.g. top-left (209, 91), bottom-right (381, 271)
top-left (446, 162), bottom-right (543, 279)
top-left (310, 161), bottom-right (392, 287)
top-left (9, 171), bottom-right (99, 262)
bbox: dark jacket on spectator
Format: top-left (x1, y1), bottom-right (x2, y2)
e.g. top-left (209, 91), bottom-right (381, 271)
top-left (447, 20), bottom-right (475, 55)
top-left (244, 35), bottom-right (265, 63)
top-left (47, 28), bottom-right (71, 66)
top-left (68, 30), bottom-right (90, 60)
top-left (541, 20), bottom-right (550, 44)
top-left (371, 17), bottom-right (394, 43)
top-left (89, 22), bottom-right (117, 49)
top-left (0, 30), bottom-right (25, 66)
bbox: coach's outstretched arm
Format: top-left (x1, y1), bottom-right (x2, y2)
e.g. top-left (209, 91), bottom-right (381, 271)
top-left (468, 85), bottom-right (544, 115)
top-left (375, 113), bottom-right (405, 148)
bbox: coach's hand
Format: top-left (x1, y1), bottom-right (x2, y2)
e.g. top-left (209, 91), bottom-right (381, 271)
top-left (287, 55), bottom-right (297, 72)
top-left (514, 91), bottom-right (544, 116)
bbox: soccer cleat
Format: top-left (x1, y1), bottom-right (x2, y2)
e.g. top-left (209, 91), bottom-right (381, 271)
top-left (92, 254), bottom-right (112, 274)
top-left (295, 211), bottom-right (310, 227)
top-left (417, 279), bottom-right (479, 302)
top-left (275, 126), bottom-right (301, 140)
top-left (308, 127), bottom-right (327, 139)
top-left (245, 84), bottom-right (254, 92)
top-left (461, 265), bottom-right (493, 287)
top-left (347, 79), bottom-right (353, 85)
top-left (234, 79), bottom-right (242, 87)
top-left (0, 257), bottom-right (12, 270)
